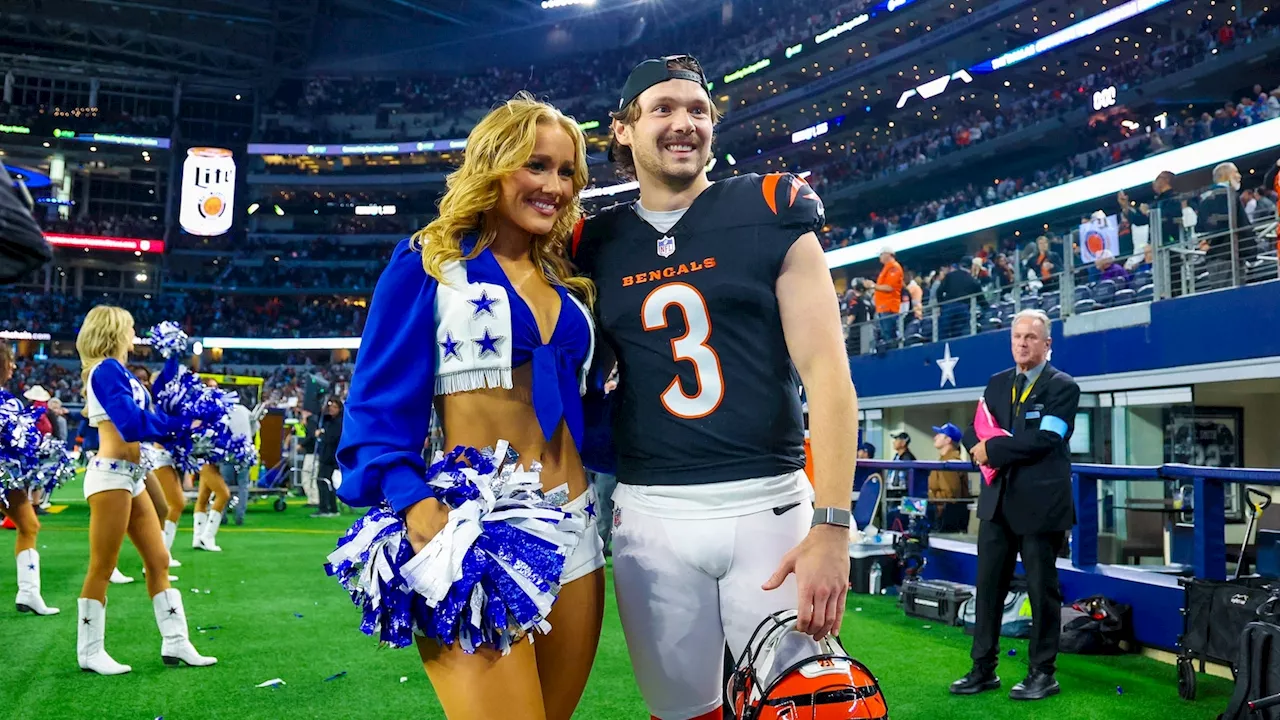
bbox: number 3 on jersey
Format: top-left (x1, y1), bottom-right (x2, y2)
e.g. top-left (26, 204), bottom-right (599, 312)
top-left (641, 282), bottom-right (725, 419)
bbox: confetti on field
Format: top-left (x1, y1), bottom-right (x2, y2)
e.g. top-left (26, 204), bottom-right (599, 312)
top-left (325, 671), bottom-right (347, 682)
top-left (256, 678), bottom-right (286, 688)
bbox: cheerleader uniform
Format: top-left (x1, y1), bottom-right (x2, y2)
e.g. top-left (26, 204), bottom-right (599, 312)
top-left (77, 356), bottom-right (216, 675)
top-left (2, 388), bottom-right (70, 616)
top-left (83, 358), bottom-right (182, 498)
top-left (328, 237), bottom-right (605, 652)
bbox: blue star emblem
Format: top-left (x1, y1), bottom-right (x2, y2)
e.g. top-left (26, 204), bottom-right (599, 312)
top-left (474, 328), bottom-right (503, 358)
top-left (469, 290), bottom-right (499, 318)
top-left (109, 461), bottom-right (119, 471)
top-left (27, 563), bottom-right (35, 571)
top-left (440, 332), bottom-right (463, 362)
top-left (584, 502), bottom-right (596, 519)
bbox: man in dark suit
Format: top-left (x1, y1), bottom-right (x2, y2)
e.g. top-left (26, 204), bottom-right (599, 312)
top-left (950, 309), bottom-right (1080, 701)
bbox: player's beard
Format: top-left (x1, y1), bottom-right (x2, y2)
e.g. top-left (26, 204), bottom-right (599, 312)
top-left (637, 134), bottom-right (710, 188)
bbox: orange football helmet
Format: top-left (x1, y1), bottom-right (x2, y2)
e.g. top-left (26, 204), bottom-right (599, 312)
top-left (727, 610), bottom-right (888, 720)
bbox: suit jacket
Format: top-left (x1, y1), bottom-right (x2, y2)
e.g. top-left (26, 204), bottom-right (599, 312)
top-left (963, 363), bottom-right (1080, 535)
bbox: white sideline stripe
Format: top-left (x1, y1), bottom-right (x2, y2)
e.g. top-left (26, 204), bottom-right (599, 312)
top-left (823, 117), bottom-right (1280, 269)
top-left (201, 336), bottom-right (362, 351)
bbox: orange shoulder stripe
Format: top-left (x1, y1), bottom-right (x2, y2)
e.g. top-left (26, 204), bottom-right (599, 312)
top-left (761, 173), bottom-right (782, 215)
top-left (571, 216), bottom-right (586, 258)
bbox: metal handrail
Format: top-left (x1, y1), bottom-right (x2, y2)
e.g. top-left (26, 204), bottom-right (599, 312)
top-left (855, 459), bottom-right (1280, 580)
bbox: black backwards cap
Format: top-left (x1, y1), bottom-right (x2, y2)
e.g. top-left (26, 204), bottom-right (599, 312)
top-left (608, 54), bottom-right (711, 163)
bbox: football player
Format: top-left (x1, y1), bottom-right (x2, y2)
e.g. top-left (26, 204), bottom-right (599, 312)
top-left (573, 55), bottom-right (859, 720)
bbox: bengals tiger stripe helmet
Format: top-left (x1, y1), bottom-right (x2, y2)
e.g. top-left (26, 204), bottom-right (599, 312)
top-left (727, 610), bottom-right (888, 720)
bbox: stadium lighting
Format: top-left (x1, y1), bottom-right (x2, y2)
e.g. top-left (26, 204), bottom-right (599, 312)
top-left (247, 203), bottom-right (260, 215)
top-left (972, 0), bottom-right (1172, 73)
top-left (273, 204), bottom-right (284, 216)
top-left (541, 0), bottom-right (594, 8)
top-left (135, 273), bottom-right (148, 282)
top-left (202, 337), bottom-right (363, 351)
top-left (581, 180), bottom-right (639, 199)
top-left (824, 117), bottom-right (1280, 269)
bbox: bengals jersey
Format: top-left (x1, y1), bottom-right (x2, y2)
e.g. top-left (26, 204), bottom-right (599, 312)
top-left (573, 173), bottom-right (825, 486)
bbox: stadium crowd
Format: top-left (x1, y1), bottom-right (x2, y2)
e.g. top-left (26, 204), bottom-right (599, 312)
top-left (35, 214), bottom-right (164, 240)
top-left (0, 291), bottom-right (367, 340)
top-left (262, 0), bottom-right (879, 133)
top-left (792, 10), bottom-right (1280, 200)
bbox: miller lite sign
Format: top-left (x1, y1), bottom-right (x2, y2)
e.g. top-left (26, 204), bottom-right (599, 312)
top-left (179, 146), bottom-right (236, 236)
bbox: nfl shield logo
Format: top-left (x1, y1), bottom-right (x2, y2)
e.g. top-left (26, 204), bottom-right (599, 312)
top-left (656, 235), bottom-right (676, 258)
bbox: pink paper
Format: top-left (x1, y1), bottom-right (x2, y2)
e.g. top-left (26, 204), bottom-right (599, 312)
top-left (972, 398), bottom-right (1012, 485)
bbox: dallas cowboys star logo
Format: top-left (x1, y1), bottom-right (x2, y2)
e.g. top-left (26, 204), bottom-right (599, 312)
top-left (937, 343), bottom-right (959, 388)
top-left (469, 290), bottom-right (499, 318)
top-left (584, 502), bottom-right (596, 519)
top-left (440, 332), bottom-right (463, 362)
top-left (27, 563), bottom-right (35, 571)
top-left (82, 617), bottom-right (91, 626)
top-left (475, 328), bottom-right (503, 358)
top-left (168, 607), bottom-right (178, 616)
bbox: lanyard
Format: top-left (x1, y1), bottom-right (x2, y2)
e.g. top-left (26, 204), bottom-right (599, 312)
top-left (1012, 374), bottom-right (1038, 415)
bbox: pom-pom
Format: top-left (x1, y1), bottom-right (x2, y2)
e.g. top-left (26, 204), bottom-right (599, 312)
top-left (153, 367), bottom-right (239, 473)
top-left (28, 435), bottom-right (75, 495)
top-left (0, 397), bottom-right (44, 500)
top-left (148, 321), bottom-right (189, 359)
top-left (325, 441), bottom-right (586, 653)
top-left (225, 432), bottom-right (259, 471)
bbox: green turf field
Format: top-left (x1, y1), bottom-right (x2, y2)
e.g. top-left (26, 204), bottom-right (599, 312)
top-left (0, 481), bottom-right (1237, 719)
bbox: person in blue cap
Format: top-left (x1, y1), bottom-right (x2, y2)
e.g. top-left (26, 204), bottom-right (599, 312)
top-left (929, 423), bottom-right (966, 499)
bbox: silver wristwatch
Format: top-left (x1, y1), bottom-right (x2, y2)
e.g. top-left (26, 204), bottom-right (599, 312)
top-left (811, 506), bottom-right (852, 528)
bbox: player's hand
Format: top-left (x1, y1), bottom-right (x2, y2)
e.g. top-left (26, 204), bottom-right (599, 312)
top-left (404, 497), bottom-right (450, 553)
top-left (762, 524), bottom-right (851, 641)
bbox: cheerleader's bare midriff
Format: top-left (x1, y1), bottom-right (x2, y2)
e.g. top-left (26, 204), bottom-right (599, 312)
top-left (433, 363), bottom-right (587, 504)
top-left (94, 422), bottom-right (143, 466)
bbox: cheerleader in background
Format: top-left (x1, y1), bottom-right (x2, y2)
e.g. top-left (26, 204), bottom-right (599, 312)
top-left (131, 363), bottom-right (187, 568)
top-left (219, 392), bottom-right (261, 526)
top-left (144, 325), bottom-right (238, 553)
top-left (0, 342), bottom-right (70, 616)
top-left (327, 94), bottom-right (604, 720)
top-left (190, 378), bottom-right (232, 552)
top-left (75, 306), bottom-right (215, 675)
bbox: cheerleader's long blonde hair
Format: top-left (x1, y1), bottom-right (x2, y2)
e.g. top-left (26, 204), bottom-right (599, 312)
top-left (412, 91), bottom-right (595, 306)
top-left (77, 305), bottom-right (136, 392)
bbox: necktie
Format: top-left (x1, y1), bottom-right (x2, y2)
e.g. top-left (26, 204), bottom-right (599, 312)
top-left (1013, 373), bottom-right (1028, 416)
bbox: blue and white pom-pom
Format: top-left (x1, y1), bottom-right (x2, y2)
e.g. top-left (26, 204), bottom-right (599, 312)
top-left (224, 432), bottom-right (259, 471)
top-left (28, 435), bottom-right (75, 495)
top-left (147, 321), bottom-right (189, 359)
top-left (153, 367), bottom-right (239, 473)
top-left (0, 402), bottom-right (43, 503)
top-left (325, 440), bottom-right (585, 653)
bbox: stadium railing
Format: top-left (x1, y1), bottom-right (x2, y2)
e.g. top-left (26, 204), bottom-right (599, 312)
top-left (857, 458), bottom-right (1280, 581)
top-left (845, 180), bottom-right (1279, 354)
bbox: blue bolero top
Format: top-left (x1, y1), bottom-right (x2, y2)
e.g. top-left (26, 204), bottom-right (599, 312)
top-left (85, 358), bottom-right (183, 443)
top-left (336, 238), bottom-right (596, 513)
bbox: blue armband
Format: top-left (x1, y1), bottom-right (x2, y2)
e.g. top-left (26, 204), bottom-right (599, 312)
top-left (1040, 415), bottom-right (1068, 438)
